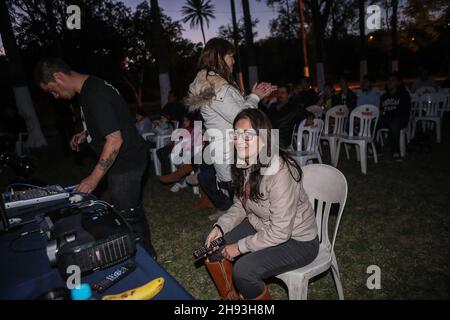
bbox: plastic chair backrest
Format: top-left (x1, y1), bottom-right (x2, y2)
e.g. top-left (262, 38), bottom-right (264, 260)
top-left (419, 93), bottom-right (446, 117)
top-left (416, 86), bottom-right (436, 96)
top-left (156, 134), bottom-right (172, 148)
top-left (296, 118), bottom-right (324, 152)
top-left (306, 105), bottom-right (325, 118)
top-left (290, 122), bottom-right (300, 150)
top-left (302, 164), bottom-right (347, 251)
top-left (323, 105), bottom-right (348, 135)
top-left (348, 104), bottom-right (379, 138)
top-left (172, 120), bottom-right (180, 129)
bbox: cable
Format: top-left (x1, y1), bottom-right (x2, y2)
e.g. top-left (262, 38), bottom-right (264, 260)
top-left (5, 183), bottom-right (50, 192)
top-left (9, 228), bottom-right (45, 253)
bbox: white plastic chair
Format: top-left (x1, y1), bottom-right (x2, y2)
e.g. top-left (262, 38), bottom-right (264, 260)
top-left (320, 105), bottom-right (348, 165)
top-left (306, 105), bottom-right (325, 119)
top-left (289, 118), bottom-right (323, 167)
top-left (14, 132), bottom-right (28, 156)
top-left (412, 93), bottom-right (446, 143)
top-left (276, 164), bottom-right (347, 300)
top-left (334, 104), bottom-right (379, 175)
top-left (415, 86), bottom-right (436, 96)
top-left (142, 132), bottom-right (172, 176)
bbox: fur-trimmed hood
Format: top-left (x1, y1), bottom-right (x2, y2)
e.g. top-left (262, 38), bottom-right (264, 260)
top-left (184, 69), bottom-right (228, 112)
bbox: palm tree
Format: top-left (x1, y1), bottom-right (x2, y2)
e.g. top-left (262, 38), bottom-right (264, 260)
top-left (242, 0), bottom-right (258, 89)
top-left (359, 0), bottom-right (367, 81)
top-left (230, 0), bottom-right (245, 91)
top-left (150, 0), bottom-right (171, 107)
top-left (390, 0), bottom-right (399, 72)
top-left (181, 0), bottom-right (215, 45)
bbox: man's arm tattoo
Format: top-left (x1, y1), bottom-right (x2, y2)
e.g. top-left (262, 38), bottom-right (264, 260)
top-left (98, 149), bottom-right (119, 172)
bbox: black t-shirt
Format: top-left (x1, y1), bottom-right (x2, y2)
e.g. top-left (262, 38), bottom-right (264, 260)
top-left (380, 88), bottom-right (411, 126)
top-left (78, 76), bottom-right (147, 174)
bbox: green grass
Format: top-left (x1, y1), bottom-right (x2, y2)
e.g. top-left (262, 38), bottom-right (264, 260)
top-left (33, 127), bottom-right (450, 300)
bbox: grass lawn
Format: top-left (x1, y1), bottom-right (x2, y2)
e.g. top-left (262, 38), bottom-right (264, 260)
top-left (32, 125), bottom-right (450, 300)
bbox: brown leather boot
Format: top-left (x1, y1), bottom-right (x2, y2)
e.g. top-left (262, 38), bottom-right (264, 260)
top-left (192, 187), bottom-right (214, 211)
top-left (205, 258), bottom-right (240, 300)
top-left (160, 164), bottom-right (193, 184)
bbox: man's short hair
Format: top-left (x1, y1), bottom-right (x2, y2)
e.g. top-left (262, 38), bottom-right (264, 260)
top-left (34, 57), bottom-right (72, 86)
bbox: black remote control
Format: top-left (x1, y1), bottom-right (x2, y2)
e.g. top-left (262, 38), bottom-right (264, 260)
top-left (193, 237), bottom-right (226, 259)
top-left (92, 262), bottom-right (136, 293)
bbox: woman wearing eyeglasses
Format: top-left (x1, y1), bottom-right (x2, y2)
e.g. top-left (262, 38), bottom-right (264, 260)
top-left (185, 38), bottom-right (277, 211)
top-left (203, 109), bottom-right (319, 300)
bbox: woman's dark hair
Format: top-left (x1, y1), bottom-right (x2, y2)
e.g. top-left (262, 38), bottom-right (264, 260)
top-left (135, 108), bottom-right (147, 118)
top-left (198, 38), bottom-right (235, 84)
top-left (231, 109), bottom-right (302, 203)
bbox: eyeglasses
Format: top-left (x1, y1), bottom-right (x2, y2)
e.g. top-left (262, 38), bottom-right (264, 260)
top-left (229, 129), bottom-right (258, 141)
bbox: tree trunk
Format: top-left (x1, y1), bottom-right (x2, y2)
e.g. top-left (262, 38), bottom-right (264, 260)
top-left (390, 0), bottom-right (399, 72)
top-left (311, 0), bottom-right (325, 91)
top-left (200, 20), bottom-right (206, 45)
top-left (242, 0), bottom-right (258, 90)
top-left (0, 0), bottom-right (47, 150)
top-left (44, 0), bottom-right (63, 57)
top-left (359, 0), bottom-right (367, 82)
top-left (298, 0), bottom-right (309, 77)
top-left (150, 0), bottom-right (171, 107)
top-left (230, 0), bottom-right (245, 91)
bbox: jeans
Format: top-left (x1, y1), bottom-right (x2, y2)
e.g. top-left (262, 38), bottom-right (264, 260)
top-left (198, 163), bottom-right (234, 210)
top-left (156, 145), bottom-right (173, 176)
top-left (107, 157), bottom-right (157, 258)
top-left (377, 117), bottom-right (407, 155)
top-left (210, 219), bottom-right (319, 298)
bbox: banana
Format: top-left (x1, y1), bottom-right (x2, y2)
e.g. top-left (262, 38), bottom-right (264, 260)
top-left (101, 277), bottom-right (164, 300)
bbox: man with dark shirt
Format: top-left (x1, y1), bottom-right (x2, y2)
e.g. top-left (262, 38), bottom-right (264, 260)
top-left (269, 85), bottom-right (312, 149)
top-left (290, 77), bottom-right (319, 110)
top-left (378, 73), bottom-right (411, 161)
top-left (34, 58), bottom-right (157, 258)
top-left (333, 75), bottom-right (357, 112)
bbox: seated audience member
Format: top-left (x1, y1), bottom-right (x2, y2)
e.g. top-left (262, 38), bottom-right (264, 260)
top-left (204, 108), bottom-right (319, 300)
top-left (290, 76), bottom-right (319, 110)
top-left (410, 67), bottom-right (438, 93)
top-left (144, 113), bottom-right (174, 148)
top-left (333, 76), bottom-right (357, 111)
top-left (268, 84), bottom-right (312, 149)
top-left (156, 114), bottom-right (194, 180)
top-left (378, 73), bottom-right (411, 161)
top-left (357, 75), bottom-right (381, 107)
top-left (317, 81), bottom-right (335, 110)
top-left (161, 90), bottom-right (188, 123)
top-left (135, 109), bottom-right (153, 136)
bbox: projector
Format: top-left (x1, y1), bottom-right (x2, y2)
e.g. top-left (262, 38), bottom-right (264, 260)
top-left (44, 205), bottom-right (136, 278)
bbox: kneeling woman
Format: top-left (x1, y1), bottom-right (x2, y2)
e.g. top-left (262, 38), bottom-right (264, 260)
top-left (205, 109), bottom-right (319, 300)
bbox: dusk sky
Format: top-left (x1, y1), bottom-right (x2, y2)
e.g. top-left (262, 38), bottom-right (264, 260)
top-left (124, 0), bottom-right (279, 43)
top-left (0, 0), bottom-right (278, 53)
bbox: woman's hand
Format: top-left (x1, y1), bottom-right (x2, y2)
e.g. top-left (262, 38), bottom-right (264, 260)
top-left (205, 226), bottom-right (223, 254)
top-left (252, 82), bottom-right (278, 99)
top-left (222, 243), bottom-right (241, 261)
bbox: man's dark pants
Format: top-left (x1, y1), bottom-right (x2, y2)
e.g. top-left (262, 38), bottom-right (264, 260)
top-left (107, 157), bottom-right (157, 258)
